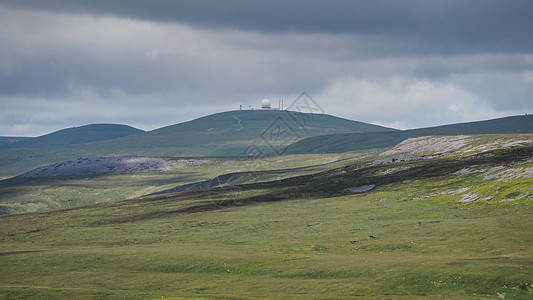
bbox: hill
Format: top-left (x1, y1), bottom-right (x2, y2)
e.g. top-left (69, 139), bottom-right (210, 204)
top-left (0, 153), bottom-right (358, 214)
top-left (0, 137), bottom-right (29, 147)
top-left (0, 110), bottom-right (395, 176)
top-left (285, 114), bottom-right (533, 154)
top-left (2, 134), bottom-right (531, 215)
top-left (1, 124), bottom-right (144, 149)
top-left (91, 110), bottom-right (395, 156)
top-left (0, 137), bottom-right (531, 298)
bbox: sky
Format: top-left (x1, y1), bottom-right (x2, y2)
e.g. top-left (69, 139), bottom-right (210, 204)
top-left (1, 0), bottom-right (532, 137)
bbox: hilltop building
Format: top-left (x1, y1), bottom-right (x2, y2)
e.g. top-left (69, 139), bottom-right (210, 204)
top-left (243, 98), bottom-right (282, 110)
top-left (261, 99), bottom-right (271, 109)
top-left (260, 98), bottom-right (281, 110)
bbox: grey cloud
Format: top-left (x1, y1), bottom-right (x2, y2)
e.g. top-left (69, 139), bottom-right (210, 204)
top-left (0, 1), bottom-right (532, 136)
top-left (2, 0), bottom-right (532, 55)
top-left (317, 75), bottom-right (508, 130)
top-left (0, 9), bottom-right (350, 99)
top-left (450, 71), bottom-right (533, 111)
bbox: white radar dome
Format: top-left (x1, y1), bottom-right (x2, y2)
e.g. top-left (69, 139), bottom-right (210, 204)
top-left (261, 98), bottom-right (271, 109)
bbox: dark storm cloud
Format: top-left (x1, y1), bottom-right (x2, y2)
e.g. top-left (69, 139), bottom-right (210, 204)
top-left (0, 0), bottom-right (532, 136)
top-left (0, 9), bottom-right (352, 99)
top-left (3, 0), bottom-right (533, 54)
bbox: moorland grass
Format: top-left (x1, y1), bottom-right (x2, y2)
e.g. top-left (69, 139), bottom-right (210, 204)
top-left (0, 146), bottom-right (532, 299)
top-left (0, 153), bottom-right (361, 214)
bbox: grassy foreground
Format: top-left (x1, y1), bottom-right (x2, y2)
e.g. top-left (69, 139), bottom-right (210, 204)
top-left (0, 145), bottom-right (532, 298)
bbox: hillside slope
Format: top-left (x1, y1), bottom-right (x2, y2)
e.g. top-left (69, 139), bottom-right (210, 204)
top-left (0, 110), bottom-right (394, 176)
top-left (285, 114), bottom-right (533, 154)
top-left (0, 138), bottom-right (531, 298)
top-left (0, 137), bottom-right (29, 147)
top-left (0, 153), bottom-right (358, 214)
top-left (1, 124), bottom-right (144, 149)
top-left (88, 110), bottom-right (394, 154)
top-left (2, 134), bottom-right (530, 215)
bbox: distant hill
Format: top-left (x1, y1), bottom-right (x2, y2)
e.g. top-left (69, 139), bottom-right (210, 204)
top-left (93, 110), bottom-right (396, 155)
top-left (0, 110), bottom-right (394, 176)
top-left (2, 124), bottom-right (144, 149)
top-left (285, 115), bottom-right (533, 154)
top-left (0, 137), bottom-right (29, 147)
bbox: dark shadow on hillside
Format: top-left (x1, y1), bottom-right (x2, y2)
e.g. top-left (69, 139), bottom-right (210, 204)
top-left (0, 172), bottom-right (207, 190)
top-left (91, 146), bottom-right (533, 226)
top-left (0, 250), bottom-right (48, 256)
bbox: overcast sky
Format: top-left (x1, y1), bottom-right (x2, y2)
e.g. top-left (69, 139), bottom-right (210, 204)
top-left (1, 0), bottom-right (532, 136)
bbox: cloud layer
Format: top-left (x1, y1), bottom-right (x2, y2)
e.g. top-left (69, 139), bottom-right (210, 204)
top-left (0, 1), bottom-right (532, 136)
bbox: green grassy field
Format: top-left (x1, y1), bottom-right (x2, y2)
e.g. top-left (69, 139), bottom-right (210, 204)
top-left (0, 153), bottom-right (361, 214)
top-left (0, 139), bottom-right (531, 299)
